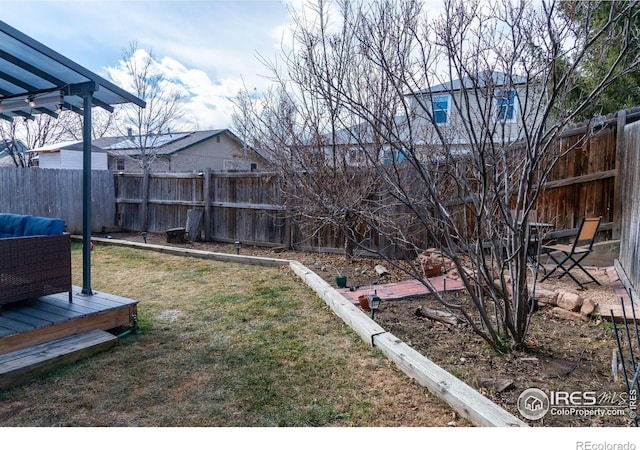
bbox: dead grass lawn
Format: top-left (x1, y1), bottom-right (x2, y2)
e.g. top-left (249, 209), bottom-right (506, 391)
top-left (0, 244), bottom-right (463, 427)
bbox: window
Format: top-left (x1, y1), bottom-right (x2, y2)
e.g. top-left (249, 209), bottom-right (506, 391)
top-left (432, 96), bottom-right (449, 123)
top-left (432, 95), bottom-right (449, 124)
top-left (496, 89), bottom-right (516, 122)
top-left (116, 158), bottom-right (125, 171)
top-left (383, 148), bottom-right (405, 165)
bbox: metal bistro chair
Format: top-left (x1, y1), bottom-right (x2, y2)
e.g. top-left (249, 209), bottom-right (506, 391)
top-left (540, 216), bottom-right (602, 289)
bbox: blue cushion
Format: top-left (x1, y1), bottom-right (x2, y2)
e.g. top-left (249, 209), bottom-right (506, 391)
top-left (0, 213), bottom-right (30, 236)
top-left (23, 216), bottom-right (65, 236)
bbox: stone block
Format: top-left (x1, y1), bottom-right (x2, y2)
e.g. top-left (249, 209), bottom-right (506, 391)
top-left (557, 291), bottom-right (583, 312)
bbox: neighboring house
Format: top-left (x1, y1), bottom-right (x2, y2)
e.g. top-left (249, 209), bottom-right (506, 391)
top-left (407, 71), bottom-right (541, 154)
top-left (311, 116), bottom-right (410, 167)
top-left (99, 129), bottom-right (269, 173)
top-left (28, 140), bottom-right (108, 170)
top-left (313, 72), bottom-right (539, 167)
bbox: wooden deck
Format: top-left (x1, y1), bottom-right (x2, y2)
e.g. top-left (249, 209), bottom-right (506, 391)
top-left (0, 287), bottom-right (138, 356)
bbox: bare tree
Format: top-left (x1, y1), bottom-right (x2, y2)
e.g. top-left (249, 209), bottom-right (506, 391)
top-left (109, 42), bottom-right (187, 170)
top-left (0, 119), bottom-right (31, 167)
top-left (57, 108), bottom-right (120, 141)
top-left (0, 114), bottom-right (70, 167)
top-left (234, 1), bottom-right (389, 259)
top-left (237, 0), bottom-right (640, 350)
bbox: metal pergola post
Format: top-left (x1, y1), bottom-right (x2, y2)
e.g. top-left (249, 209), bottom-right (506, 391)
top-left (82, 88), bottom-right (94, 295)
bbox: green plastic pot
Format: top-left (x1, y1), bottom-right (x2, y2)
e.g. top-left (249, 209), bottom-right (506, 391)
top-left (335, 276), bottom-right (347, 288)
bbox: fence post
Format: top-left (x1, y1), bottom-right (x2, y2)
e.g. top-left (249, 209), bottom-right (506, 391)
top-left (203, 168), bottom-right (212, 241)
top-left (613, 109), bottom-right (627, 240)
top-left (283, 176), bottom-right (292, 249)
top-left (141, 169), bottom-right (150, 231)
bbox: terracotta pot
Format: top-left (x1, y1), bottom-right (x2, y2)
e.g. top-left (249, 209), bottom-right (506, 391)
top-left (358, 295), bottom-right (370, 311)
top-left (423, 263), bottom-right (442, 278)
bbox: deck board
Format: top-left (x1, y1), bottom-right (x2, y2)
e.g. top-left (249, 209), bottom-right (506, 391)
top-left (0, 310), bottom-right (53, 328)
top-left (33, 296), bottom-right (102, 314)
top-left (42, 291), bottom-right (133, 312)
top-left (0, 329), bottom-right (118, 389)
top-left (0, 317), bottom-right (35, 333)
top-left (0, 327), bottom-right (16, 338)
top-left (65, 294), bottom-right (132, 310)
top-left (7, 305), bottom-right (71, 323)
top-left (20, 299), bottom-right (84, 319)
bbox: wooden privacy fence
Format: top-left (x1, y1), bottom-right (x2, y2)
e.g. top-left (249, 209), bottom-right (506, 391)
top-left (114, 170), bottom-right (425, 257)
top-left (542, 115), bottom-right (618, 239)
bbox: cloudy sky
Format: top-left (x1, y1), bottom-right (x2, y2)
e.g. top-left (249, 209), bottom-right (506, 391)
top-left (1, 0), bottom-right (297, 130)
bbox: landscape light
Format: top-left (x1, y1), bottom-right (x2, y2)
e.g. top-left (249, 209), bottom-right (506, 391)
top-left (367, 293), bottom-right (381, 319)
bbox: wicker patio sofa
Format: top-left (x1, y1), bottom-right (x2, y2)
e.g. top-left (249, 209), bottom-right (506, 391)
top-left (0, 213), bottom-right (72, 311)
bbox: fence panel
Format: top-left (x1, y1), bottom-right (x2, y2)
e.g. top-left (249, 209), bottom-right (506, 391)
top-left (114, 173), bottom-right (144, 231)
top-left (539, 125), bottom-right (617, 235)
top-left (209, 172), bottom-right (287, 246)
top-left (147, 173), bottom-right (205, 233)
top-left (0, 167), bottom-right (115, 233)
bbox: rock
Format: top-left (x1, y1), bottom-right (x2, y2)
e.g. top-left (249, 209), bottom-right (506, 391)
top-left (552, 307), bottom-right (586, 321)
top-left (556, 291), bottom-right (583, 312)
top-left (519, 357), bottom-right (539, 363)
top-left (476, 377), bottom-right (514, 392)
top-left (580, 298), bottom-right (597, 316)
top-left (375, 264), bottom-right (390, 277)
top-left (535, 287), bottom-right (558, 306)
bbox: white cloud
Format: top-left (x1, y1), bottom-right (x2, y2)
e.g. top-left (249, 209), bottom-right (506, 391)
top-left (105, 48), bottom-right (247, 130)
top-left (2, 1), bottom-right (295, 130)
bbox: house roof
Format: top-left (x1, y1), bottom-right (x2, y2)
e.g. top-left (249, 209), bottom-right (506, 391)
top-left (97, 129), bottom-right (271, 163)
top-left (28, 140), bottom-right (105, 153)
top-left (98, 129), bottom-right (239, 156)
top-left (322, 116), bottom-right (411, 146)
top-left (412, 71), bottom-right (528, 95)
top-left (0, 20), bottom-right (145, 122)
top-left (0, 155), bottom-right (17, 167)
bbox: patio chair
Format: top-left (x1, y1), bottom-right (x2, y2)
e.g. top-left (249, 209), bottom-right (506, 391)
top-left (539, 216), bottom-right (601, 289)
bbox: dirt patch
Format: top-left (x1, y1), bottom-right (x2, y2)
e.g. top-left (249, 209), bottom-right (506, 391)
top-left (376, 293), bottom-right (630, 426)
top-left (100, 232), bottom-right (635, 426)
